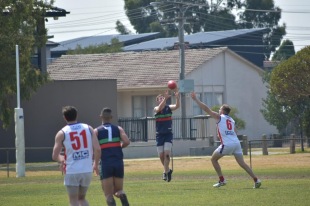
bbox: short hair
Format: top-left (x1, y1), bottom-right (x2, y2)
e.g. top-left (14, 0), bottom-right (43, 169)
top-left (156, 94), bottom-right (164, 102)
top-left (221, 104), bottom-right (231, 115)
top-left (100, 107), bottom-right (112, 118)
top-left (62, 106), bottom-right (77, 122)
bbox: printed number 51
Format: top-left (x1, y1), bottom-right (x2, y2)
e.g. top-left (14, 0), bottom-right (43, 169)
top-left (69, 130), bottom-right (88, 150)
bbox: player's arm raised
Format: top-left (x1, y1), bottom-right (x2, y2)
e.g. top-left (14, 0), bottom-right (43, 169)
top-left (169, 90), bottom-right (180, 111)
top-left (190, 92), bottom-right (220, 121)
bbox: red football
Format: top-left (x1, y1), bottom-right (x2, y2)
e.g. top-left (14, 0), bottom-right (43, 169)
top-left (167, 80), bottom-right (177, 90)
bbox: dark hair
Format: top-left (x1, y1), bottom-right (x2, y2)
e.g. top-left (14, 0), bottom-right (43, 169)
top-left (62, 106), bottom-right (77, 121)
top-left (221, 104), bottom-right (231, 115)
top-left (100, 107), bottom-right (112, 117)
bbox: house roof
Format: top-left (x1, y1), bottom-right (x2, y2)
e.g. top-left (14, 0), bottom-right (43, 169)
top-left (51, 32), bottom-right (160, 52)
top-left (123, 28), bottom-right (269, 51)
top-left (47, 47), bottom-right (228, 90)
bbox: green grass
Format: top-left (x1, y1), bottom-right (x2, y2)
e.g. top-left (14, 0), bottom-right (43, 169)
top-left (1, 152), bottom-right (310, 206)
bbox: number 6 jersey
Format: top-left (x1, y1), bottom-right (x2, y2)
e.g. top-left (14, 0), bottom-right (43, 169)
top-left (217, 114), bottom-right (240, 145)
top-left (62, 123), bottom-right (93, 174)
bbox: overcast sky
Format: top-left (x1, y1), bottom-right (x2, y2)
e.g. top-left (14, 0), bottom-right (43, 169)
top-left (47, 0), bottom-right (310, 52)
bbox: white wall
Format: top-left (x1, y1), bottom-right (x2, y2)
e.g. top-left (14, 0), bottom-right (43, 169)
top-left (186, 50), bottom-right (277, 139)
top-left (116, 50), bottom-right (278, 140)
top-left (223, 52), bottom-right (277, 138)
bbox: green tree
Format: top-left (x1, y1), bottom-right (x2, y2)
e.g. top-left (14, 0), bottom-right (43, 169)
top-left (261, 39), bottom-right (296, 134)
top-left (122, 0), bottom-right (285, 56)
top-left (211, 105), bottom-right (246, 131)
top-left (272, 39), bottom-right (295, 61)
top-left (67, 38), bottom-right (123, 54)
top-left (269, 46), bottom-right (310, 147)
top-left (0, 0), bottom-right (52, 129)
top-left (270, 46), bottom-right (310, 103)
top-left (116, 20), bottom-right (131, 34)
top-left (238, 0), bottom-right (286, 58)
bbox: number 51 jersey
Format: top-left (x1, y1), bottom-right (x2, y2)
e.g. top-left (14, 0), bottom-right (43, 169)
top-left (62, 123), bottom-right (93, 174)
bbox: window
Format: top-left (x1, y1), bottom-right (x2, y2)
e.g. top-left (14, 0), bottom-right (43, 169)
top-left (132, 96), bottom-right (157, 117)
top-left (193, 92), bottom-right (223, 115)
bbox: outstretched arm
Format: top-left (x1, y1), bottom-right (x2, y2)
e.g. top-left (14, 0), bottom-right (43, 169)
top-left (190, 92), bottom-right (220, 121)
top-left (169, 90), bottom-right (180, 111)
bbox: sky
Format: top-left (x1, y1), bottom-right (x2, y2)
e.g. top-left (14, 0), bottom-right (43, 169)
top-left (46, 0), bottom-right (310, 52)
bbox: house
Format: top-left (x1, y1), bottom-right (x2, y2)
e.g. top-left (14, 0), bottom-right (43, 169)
top-left (47, 47), bottom-right (278, 139)
top-left (123, 28), bottom-right (270, 68)
top-left (50, 32), bottom-right (161, 59)
top-left (49, 28), bottom-right (269, 68)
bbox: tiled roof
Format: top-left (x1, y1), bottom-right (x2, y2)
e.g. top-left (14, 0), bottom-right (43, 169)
top-left (47, 47), bottom-right (227, 89)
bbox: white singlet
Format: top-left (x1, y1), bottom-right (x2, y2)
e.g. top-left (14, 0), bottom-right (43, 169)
top-left (62, 123), bottom-right (93, 174)
top-left (217, 114), bottom-right (240, 145)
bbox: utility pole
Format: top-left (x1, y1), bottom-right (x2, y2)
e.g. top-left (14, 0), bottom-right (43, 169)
top-left (151, 1), bottom-right (192, 138)
top-left (177, 4), bottom-right (187, 138)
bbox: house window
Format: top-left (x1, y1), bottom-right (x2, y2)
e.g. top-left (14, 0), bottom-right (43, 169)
top-left (132, 96), bottom-right (157, 117)
top-left (193, 92), bottom-right (223, 115)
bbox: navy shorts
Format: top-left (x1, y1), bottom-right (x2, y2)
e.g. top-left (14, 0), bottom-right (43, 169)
top-left (156, 133), bottom-right (173, 146)
top-left (100, 160), bottom-right (124, 180)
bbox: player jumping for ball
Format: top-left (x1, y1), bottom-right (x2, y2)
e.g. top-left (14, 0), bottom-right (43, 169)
top-left (154, 90), bottom-right (180, 182)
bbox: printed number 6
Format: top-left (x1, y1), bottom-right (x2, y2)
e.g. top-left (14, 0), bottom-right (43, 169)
top-left (226, 119), bottom-right (232, 130)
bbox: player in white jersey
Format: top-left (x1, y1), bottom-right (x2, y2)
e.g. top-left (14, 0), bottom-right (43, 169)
top-left (52, 106), bottom-right (101, 206)
top-left (191, 92), bottom-right (261, 189)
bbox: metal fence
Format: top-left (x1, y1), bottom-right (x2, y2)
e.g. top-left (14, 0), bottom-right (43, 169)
top-left (118, 115), bottom-right (211, 142)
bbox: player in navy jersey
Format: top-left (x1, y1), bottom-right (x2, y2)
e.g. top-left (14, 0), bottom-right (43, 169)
top-left (154, 90), bottom-right (180, 182)
top-left (94, 108), bottom-right (130, 206)
top-left (191, 92), bottom-right (261, 189)
top-left (52, 106), bottom-right (101, 206)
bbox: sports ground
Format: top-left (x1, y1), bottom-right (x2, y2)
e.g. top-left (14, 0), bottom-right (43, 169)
top-left (0, 148), bottom-right (309, 206)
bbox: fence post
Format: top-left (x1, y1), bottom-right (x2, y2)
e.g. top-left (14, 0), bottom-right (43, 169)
top-left (290, 134), bottom-right (296, 154)
top-left (7, 150), bottom-right (10, 178)
top-left (208, 135), bottom-right (214, 147)
top-left (262, 134), bottom-right (268, 155)
top-left (242, 135), bottom-right (248, 155)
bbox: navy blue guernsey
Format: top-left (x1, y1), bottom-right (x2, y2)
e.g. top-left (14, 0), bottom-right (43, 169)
top-left (96, 123), bottom-right (123, 163)
top-left (155, 105), bottom-right (173, 134)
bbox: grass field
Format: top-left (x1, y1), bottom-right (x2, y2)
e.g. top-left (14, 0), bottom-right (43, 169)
top-left (1, 149), bottom-right (310, 206)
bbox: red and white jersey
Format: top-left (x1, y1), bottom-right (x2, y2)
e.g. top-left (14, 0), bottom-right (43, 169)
top-left (62, 123), bottom-right (93, 174)
top-left (217, 114), bottom-right (240, 145)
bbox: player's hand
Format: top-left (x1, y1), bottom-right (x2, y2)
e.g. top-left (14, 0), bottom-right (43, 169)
top-left (59, 160), bottom-right (65, 173)
top-left (93, 163), bottom-right (99, 176)
top-left (190, 92), bottom-right (197, 100)
top-left (163, 90), bottom-right (171, 99)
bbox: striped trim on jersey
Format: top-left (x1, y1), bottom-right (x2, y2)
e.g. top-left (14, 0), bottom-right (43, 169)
top-left (99, 137), bottom-right (121, 149)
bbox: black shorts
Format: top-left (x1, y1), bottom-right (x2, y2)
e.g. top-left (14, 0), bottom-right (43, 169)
top-left (156, 133), bottom-right (173, 146)
top-left (100, 160), bottom-right (124, 180)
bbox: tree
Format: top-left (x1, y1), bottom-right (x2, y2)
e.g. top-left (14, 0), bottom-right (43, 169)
top-left (122, 0), bottom-right (285, 56)
top-left (270, 46), bottom-right (310, 103)
top-left (238, 0), bottom-right (286, 58)
top-left (272, 39), bottom-right (295, 61)
top-left (0, 0), bottom-right (53, 129)
top-left (116, 20), bottom-right (131, 34)
top-left (67, 38), bottom-right (123, 54)
top-left (261, 39), bottom-right (296, 134)
top-left (269, 46), bottom-right (310, 149)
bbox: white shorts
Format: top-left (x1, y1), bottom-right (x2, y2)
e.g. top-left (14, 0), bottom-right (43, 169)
top-left (157, 142), bottom-right (172, 153)
top-left (214, 142), bottom-right (243, 156)
top-left (64, 172), bottom-right (92, 187)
